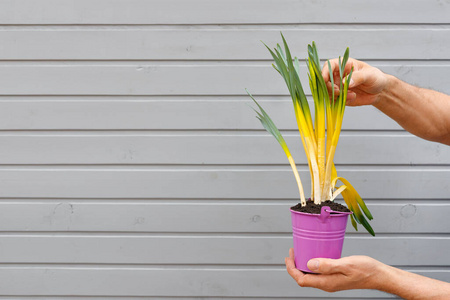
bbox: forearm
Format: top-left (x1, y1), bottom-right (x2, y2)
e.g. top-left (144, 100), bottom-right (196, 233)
top-left (374, 75), bottom-right (450, 145)
top-left (374, 264), bottom-right (450, 299)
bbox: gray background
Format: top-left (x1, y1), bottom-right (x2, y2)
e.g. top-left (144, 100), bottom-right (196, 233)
top-left (0, 0), bottom-right (449, 298)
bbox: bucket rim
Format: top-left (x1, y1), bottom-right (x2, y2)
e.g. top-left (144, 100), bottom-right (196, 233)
top-left (290, 208), bottom-right (353, 217)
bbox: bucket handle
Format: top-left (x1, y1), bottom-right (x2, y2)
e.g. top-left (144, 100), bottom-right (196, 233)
top-left (320, 206), bottom-right (352, 222)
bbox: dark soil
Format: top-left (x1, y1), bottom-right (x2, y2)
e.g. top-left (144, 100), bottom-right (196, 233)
top-left (291, 199), bottom-right (350, 214)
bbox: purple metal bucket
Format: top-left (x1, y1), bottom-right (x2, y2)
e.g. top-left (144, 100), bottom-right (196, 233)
top-left (290, 206), bottom-right (352, 273)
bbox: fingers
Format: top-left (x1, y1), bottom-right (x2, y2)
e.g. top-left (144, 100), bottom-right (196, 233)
top-left (285, 248), bottom-right (306, 284)
top-left (322, 57), bottom-right (356, 82)
top-left (290, 247), bottom-right (297, 260)
top-left (299, 273), bottom-right (340, 292)
top-left (284, 249), bottom-right (328, 290)
top-left (346, 91), bottom-right (357, 106)
top-left (322, 58), bottom-right (339, 82)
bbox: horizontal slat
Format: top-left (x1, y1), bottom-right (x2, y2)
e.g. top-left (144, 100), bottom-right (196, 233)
top-left (0, 98), bottom-right (401, 130)
top-left (0, 235), bottom-right (448, 266)
top-left (0, 168), bottom-right (448, 199)
top-left (0, 202), bottom-right (447, 234)
top-left (0, 298), bottom-right (398, 300)
top-left (0, 27), bottom-right (448, 60)
top-left (0, 0), bottom-right (447, 24)
top-left (0, 267), bottom-right (446, 297)
top-left (0, 298), bottom-right (399, 300)
top-left (0, 63), bottom-right (447, 95)
top-left (0, 133), bottom-right (445, 165)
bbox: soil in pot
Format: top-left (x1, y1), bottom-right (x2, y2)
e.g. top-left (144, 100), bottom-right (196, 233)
top-left (291, 199), bottom-right (350, 214)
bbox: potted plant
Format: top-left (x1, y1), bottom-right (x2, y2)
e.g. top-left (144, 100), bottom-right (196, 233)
top-left (247, 34), bottom-right (374, 273)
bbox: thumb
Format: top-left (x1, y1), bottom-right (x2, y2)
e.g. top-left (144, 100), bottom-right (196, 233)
top-left (348, 70), bottom-right (367, 89)
top-left (307, 258), bottom-right (343, 274)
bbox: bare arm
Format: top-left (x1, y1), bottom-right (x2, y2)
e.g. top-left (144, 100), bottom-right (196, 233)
top-left (285, 248), bottom-right (450, 299)
top-left (323, 58), bottom-right (450, 145)
top-left (374, 74), bottom-right (450, 145)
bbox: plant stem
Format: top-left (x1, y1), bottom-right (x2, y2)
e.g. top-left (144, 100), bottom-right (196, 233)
top-left (288, 156), bottom-right (306, 206)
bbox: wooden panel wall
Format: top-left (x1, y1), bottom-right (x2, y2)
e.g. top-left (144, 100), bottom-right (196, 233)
top-left (0, 1), bottom-right (449, 298)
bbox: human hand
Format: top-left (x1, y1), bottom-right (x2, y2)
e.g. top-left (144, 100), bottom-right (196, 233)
top-left (285, 248), bottom-right (385, 292)
top-left (322, 58), bottom-right (390, 107)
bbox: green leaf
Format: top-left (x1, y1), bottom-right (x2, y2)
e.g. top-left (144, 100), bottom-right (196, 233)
top-left (341, 186), bottom-right (375, 236)
top-left (277, 43), bottom-right (287, 65)
top-left (327, 60), bottom-right (335, 103)
top-left (350, 214), bottom-right (358, 231)
top-left (246, 89), bottom-right (291, 154)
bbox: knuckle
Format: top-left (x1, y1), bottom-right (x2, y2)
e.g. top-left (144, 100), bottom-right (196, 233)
top-left (342, 262), bottom-right (355, 274)
top-left (296, 277), bottom-right (306, 287)
top-left (297, 277), bottom-right (309, 288)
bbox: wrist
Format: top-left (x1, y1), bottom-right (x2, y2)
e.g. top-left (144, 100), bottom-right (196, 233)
top-left (373, 73), bottom-right (397, 108)
top-left (367, 260), bottom-right (393, 291)
top-left (372, 264), bottom-right (421, 299)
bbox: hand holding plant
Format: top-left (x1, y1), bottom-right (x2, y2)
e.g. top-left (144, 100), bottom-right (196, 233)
top-left (323, 57), bottom-right (390, 107)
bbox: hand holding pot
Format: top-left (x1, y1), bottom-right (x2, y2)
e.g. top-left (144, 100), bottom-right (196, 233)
top-left (285, 248), bottom-right (381, 292)
top-left (285, 248), bottom-right (450, 298)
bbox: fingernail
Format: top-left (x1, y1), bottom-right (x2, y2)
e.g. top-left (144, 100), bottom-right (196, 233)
top-left (307, 259), bottom-right (319, 270)
top-left (349, 79), bottom-right (355, 87)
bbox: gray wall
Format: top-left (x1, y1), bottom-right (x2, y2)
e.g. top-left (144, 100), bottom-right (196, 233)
top-left (0, 0), bottom-right (449, 298)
